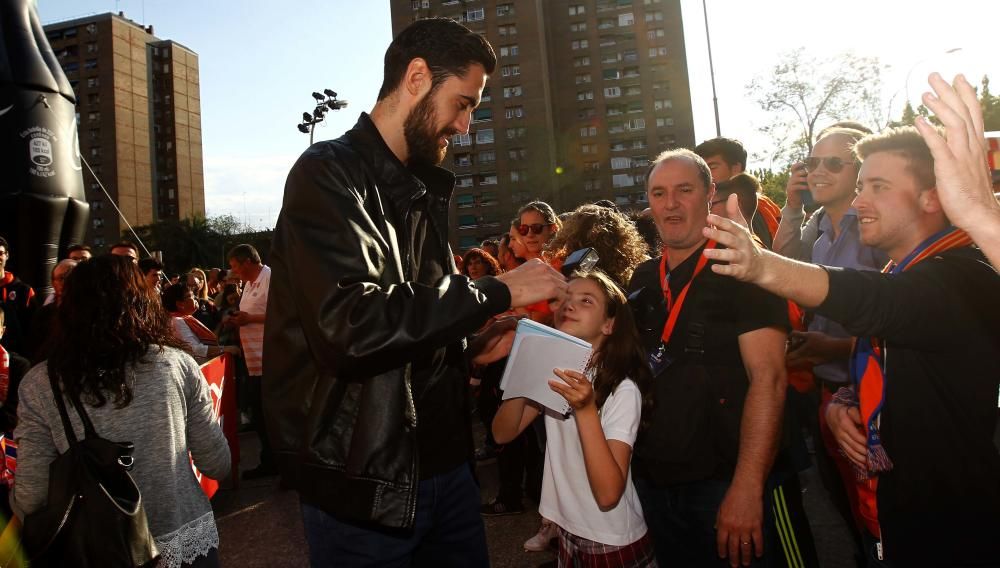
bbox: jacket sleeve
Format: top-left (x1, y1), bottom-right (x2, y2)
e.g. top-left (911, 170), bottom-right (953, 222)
top-left (10, 366), bottom-right (57, 520)
top-left (773, 204), bottom-right (817, 262)
top-left (815, 253), bottom-right (998, 349)
top-left (268, 146), bottom-right (511, 375)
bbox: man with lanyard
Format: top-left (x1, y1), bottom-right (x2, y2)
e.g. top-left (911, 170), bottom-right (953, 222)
top-left (627, 149), bottom-right (789, 567)
top-left (703, 124), bottom-right (1000, 565)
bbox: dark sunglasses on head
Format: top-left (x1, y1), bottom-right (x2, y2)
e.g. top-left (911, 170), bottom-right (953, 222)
top-left (518, 223), bottom-right (549, 236)
top-left (804, 156), bottom-right (858, 174)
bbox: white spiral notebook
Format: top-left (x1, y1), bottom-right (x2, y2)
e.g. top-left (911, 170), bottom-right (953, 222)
top-left (499, 319), bottom-right (593, 415)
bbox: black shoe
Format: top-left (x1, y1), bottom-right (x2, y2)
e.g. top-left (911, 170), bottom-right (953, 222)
top-left (480, 498), bottom-right (524, 517)
top-left (242, 464), bottom-right (279, 480)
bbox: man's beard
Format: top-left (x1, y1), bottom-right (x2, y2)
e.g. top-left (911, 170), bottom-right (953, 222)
top-left (403, 91), bottom-right (452, 167)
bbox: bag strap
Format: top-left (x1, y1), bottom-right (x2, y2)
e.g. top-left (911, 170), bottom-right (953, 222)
top-left (47, 373), bottom-right (100, 442)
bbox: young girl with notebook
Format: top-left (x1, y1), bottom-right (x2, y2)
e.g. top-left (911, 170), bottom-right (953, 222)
top-left (492, 270), bottom-right (656, 567)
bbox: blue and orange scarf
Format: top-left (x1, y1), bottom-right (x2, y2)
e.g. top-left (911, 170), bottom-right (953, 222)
top-left (836, 226), bottom-right (974, 478)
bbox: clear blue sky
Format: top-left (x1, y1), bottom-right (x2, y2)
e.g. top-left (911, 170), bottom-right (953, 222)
top-left (39, 0), bottom-right (999, 229)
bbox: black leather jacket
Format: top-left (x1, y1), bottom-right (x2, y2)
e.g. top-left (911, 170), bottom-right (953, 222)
top-left (263, 114), bottom-right (510, 529)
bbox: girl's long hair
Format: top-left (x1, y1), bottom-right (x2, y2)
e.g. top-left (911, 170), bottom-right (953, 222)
top-left (575, 270), bottom-right (653, 428)
top-left (47, 254), bottom-right (186, 408)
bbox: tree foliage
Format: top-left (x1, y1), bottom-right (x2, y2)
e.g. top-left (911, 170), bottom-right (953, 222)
top-left (128, 215), bottom-right (272, 273)
top-left (749, 167), bottom-right (791, 208)
top-left (747, 49), bottom-right (888, 167)
top-left (891, 75), bottom-right (999, 131)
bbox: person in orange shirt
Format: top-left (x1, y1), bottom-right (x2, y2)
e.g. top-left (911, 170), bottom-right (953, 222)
top-left (695, 137), bottom-right (780, 248)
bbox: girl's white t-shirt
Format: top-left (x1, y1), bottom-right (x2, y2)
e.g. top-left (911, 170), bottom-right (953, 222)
top-left (537, 378), bottom-right (648, 546)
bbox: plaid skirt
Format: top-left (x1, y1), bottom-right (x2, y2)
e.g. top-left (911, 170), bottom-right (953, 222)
top-left (556, 526), bottom-right (658, 568)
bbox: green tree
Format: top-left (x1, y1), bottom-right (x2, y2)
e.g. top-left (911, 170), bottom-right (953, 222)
top-left (129, 215), bottom-right (272, 273)
top-left (981, 75), bottom-right (1000, 131)
top-left (747, 49), bottom-right (888, 167)
top-left (750, 167), bottom-right (791, 208)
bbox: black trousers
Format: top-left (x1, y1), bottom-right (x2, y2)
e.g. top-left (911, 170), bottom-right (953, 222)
top-left (246, 375), bottom-right (275, 469)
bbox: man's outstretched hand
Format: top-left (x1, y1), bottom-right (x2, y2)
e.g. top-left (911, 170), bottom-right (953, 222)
top-left (702, 193), bottom-right (768, 284)
top-left (496, 259), bottom-right (568, 309)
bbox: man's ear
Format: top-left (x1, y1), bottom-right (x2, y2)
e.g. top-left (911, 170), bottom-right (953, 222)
top-left (921, 186), bottom-right (944, 215)
top-left (402, 57), bottom-right (433, 101)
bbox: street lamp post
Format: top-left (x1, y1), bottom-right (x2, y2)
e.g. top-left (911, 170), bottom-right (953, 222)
top-left (703, 0), bottom-right (721, 137)
top-left (297, 89), bottom-right (348, 145)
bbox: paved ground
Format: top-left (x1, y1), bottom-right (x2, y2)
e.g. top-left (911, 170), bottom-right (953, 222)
top-left (213, 422), bottom-right (866, 567)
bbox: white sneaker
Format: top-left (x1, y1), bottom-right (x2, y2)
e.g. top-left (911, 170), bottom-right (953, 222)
top-left (523, 519), bottom-right (558, 552)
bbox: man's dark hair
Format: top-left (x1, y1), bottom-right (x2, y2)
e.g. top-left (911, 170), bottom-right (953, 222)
top-left (715, 173), bottom-right (761, 221)
top-left (0, 236), bottom-right (7, 251)
top-left (161, 282), bottom-right (189, 313)
top-left (377, 18), bottom-right (497, 101)
top-left (227, 244), bottom-right (261, 265)
top-left (138, 257), bottom-right (163, 274)
top-left (110, 241), bottom-right (139, 255)
top-left (694, 137), bottom-right (747, 170)
top-left (66, 243), bottom-right (91, 255)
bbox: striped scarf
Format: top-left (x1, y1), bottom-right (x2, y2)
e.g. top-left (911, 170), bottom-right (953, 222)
top-left (840, 226), bottom-right (973, 479)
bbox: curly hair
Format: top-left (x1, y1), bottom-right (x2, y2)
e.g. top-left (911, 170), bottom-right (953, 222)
top-left (461, 248), bottom-right (501, 277)
top-left (47, 255), bottom-right (186, 408)
top-left (547, 204), bottom-right (649, 287)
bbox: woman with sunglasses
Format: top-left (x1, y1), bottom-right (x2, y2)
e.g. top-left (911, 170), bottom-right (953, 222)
top-left (516, 201), bottom-right (561, 262)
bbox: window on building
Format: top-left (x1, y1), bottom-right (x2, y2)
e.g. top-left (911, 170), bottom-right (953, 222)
top-left (623, 66), bottom-right (640, 78)
top-left (64, 27), bottom-right (78, 38)
top-left (459, 215), bottom-right (478, 229)
top-left (457, 175), bottom-right (474, 188)
top-left (501, 64), bottom-right (520, 77)
top-left (480, 173), bottom-right (498, 185)
top-left (625, 118), bottom-right (646, 131)
top-left (604, 86), bottom-right (622, 98)
top-left (575, 73), bottom-right (592, 84)
top-left (497, 3), bottom-right (514, 16)
top-left (457, 194), bottom-right (476, 208)
top-left (619, 12), bottom-right (634, 26)
top-left (503, 85), bottom-right (523, 98)
top-left (87, 93), bottom-right (100, 105)
top-left (598, 18), bottom-right (616, 30)
top-left (63, 62), bottom-right (79, 74)
top-left (466, 8), bottom-right (485, 21)
top-left (625, 85), bottom-right (642, 96)
top-left (505, 127), bottom-right (527, 139)
top-left (92, 217), bottom-right (104, 229)
top-left (603, 68), bottom-right (621, 81)
top-left (571, 39), bottom-right (589, 50)
top-left (645, 11), bottom-right (664, 22)
top-left (647, 28), bottom-right (665, 39)
top-left (611, 157), bottom-right (631, 170)
top-left (632, 138), bottom-right (647, 149)
top-left (584, 179), bottom-right (602, 191)
top-left (568, 5), bottom-right (586, 15)
top-left (656, 117), bottom-right (675, 127)
top-left (578, 108), bottom-right (596, 119)
top-left (498, 24), bottom-right (517, 36)
top-left (505, 106), bottom-right (524, 119)
top-left (584, 161), bottom-right (601, 172)
top-left (654, 99), bottom-right (673, 110)
top-left (611, 141), bottom-right (626, 151)
top-left (475, 129), bottom-right (495, 144)
top-left (652, 80), bottom-right (670, 91)
top-left (455, 153), bottom-right (473, 167)
top-left (87, 42), bottom-right (98, 54)
top-left (577, 90), bottom-right (594, 101)
top-left (613, 173), bottom-right (635, 188)
top-left (90, 146), bottom-right (101, 158)
top-left (606, 104), bottom-right (624, 116)
top-left (89, 129), bottom-right (99, 141)
top-left (608, 122), bottom-right (625, 134)
top-left (632, 155), bottom-right (650, 167)
top-left (87, 77), bottom-right (99, 88)
top-left (452, 133), bottom-right (472, 146)
top-left (649, 46), bottom-right (668, 58)
top-left (508, 148), bottom-right (528, 160)
top-left (580, 126), bottom-right (598, 137)
top-left (479, 150), bottom-right (496, 163)
top-left (88, 111), bottom-right (100, 122)
top-left (599, 35), bottom-right (617, 48)
top-left (581, 143), bottom-right (598, 154)
top-left (510, 170), bottom-right (527, 182)
top-left (623, 49), bottom-right (638, 62)
top-left (574, 56), bottom-right (591, 67)
top-left (570, 22), bottom-right (588, 32)
top-left (473, 107), bottom-right (493, 122)
top-left (499, 44), bottom-right (519, 57)
top-left (481, 87), bottom-right (492, 102)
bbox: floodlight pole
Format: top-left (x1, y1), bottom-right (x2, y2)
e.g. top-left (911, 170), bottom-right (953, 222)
top-left (298, 89), bottom-right (348, 145)
top-left (703, 0), bottom-right (721, 137)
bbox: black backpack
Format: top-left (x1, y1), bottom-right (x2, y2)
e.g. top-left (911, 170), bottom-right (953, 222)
top-left (19, 374), bottom-right (158, 567)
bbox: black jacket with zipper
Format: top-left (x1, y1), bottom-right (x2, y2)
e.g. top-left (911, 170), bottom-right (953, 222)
top-left (263, 113), bottom-right (511, 529)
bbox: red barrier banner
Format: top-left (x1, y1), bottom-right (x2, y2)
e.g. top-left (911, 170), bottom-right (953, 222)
top-left (196, 353), bottom-right (241, 497)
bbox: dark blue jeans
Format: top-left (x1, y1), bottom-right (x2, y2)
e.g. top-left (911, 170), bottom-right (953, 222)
top-left (635, 477), bottom-right (776, 567)
top-left (300, 464), bottom-right (488, 567)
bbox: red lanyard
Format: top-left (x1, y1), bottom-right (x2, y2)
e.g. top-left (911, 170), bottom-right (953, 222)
top-left (658, 240), bottom-right (715, 344)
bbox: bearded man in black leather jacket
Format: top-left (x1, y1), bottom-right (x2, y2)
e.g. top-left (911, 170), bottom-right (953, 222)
top-left (264, 17), bottom-right (566, 567)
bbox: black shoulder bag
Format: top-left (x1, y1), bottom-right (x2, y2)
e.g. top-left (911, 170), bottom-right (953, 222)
top-left (19, 374), bottom-right (158, 567)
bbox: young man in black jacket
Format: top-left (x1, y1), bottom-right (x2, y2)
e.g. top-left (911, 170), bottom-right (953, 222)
top-left (704, 124), bottom-right (1000, 566)
top-left (264, 17), bottom-right (565, 567)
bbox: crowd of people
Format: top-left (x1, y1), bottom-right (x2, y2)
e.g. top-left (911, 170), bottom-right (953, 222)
top-left (0, 239), bottom-right (275, 566)
top-left (0, 15), bottom-right (999, 568)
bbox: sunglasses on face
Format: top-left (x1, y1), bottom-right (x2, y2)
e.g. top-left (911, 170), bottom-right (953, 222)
top-left (804, 156), bottom-right (858, 174)
top-left (518, 223), bottom-right (549, 236)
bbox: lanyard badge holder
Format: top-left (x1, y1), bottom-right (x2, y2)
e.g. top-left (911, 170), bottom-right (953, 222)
top-left (647, 241), bottom-right (716, 376)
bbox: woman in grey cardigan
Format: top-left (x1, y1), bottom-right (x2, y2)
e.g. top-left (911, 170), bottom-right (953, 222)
top-left (12, 254), bottom-right (231, 568)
